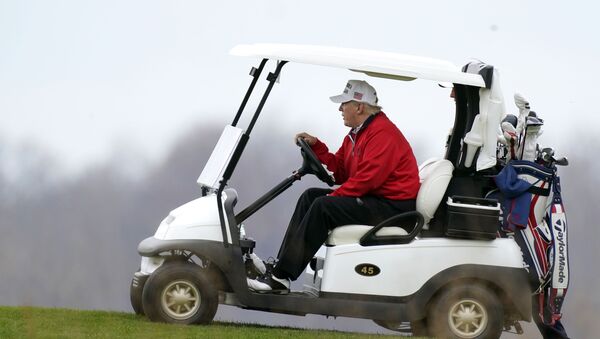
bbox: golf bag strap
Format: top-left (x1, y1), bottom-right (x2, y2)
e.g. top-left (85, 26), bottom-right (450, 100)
top-left (546, 174), bottom-right (569, 325)
top-left (528, 185), bottom-right (551, 196)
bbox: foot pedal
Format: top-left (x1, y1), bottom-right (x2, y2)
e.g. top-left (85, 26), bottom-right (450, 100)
top-left (503, 321), bottom-right (523, 334)
top-left (514, 321), bottom-right (523, 334)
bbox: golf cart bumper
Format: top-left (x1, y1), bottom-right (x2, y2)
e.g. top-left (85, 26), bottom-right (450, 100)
top-left (131, 271), bottom-right (149, 288)
top-left (138, 236), bottom-right (182, 256)
top-left (138, 236), bottom-right (230, 257)
top-left (137, 236), bottom-right (242, 278)
top-left (130, 270), bottom-right (149, 296)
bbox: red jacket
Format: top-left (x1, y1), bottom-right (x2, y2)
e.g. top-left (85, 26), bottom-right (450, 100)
top-left (312, 112), bottom-right (420, 200)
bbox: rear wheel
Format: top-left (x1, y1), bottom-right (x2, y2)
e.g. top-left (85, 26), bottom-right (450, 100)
top-left (428, 283), bottom-right (503, 339)
top-left (142, 262), bottom-right (218, 324)
top-left (410, 319), bottom-right (429, 337)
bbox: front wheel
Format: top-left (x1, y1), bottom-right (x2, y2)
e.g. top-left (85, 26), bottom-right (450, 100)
top-left (129, 270), bottom-right (146, 315)
top-left (142, 262), bottom-right (218, 324)
top-left (428, 283), bottom-right (503, 339)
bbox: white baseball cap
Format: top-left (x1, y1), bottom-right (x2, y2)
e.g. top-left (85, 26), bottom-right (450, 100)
top-left (330, 80), bottom-right (379, 107)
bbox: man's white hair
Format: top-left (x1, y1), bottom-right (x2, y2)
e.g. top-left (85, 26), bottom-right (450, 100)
top-left (363, 102), bottom-right (382, 115)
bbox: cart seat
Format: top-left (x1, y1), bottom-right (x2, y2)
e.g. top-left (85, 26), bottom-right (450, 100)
top-left (326, 159), bottom-right (453, 246)
top-left (326, 224), bottom-right (408, 246)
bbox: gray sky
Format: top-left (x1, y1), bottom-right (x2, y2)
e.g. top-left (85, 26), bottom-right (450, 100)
top-left (1, 0), bottom-right (599, 174)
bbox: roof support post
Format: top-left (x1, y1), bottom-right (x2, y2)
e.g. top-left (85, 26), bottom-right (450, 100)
top-left (246, 60), bottom-right (287, 135)
top-left (232, 59), bottom-right (268, 127)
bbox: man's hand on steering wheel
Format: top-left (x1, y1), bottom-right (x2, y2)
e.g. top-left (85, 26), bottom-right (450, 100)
top-left (295, 135), bottom-right (335, 187)
top-left (295, 132), bottom-right (317, 146)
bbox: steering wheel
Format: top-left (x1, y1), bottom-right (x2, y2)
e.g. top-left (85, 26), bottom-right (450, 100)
top-left (296, 137), bottom-right (335, 187)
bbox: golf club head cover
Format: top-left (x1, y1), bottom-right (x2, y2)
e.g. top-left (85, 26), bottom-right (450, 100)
top-left (502, 114), bottom-right (518, 128)
top-left (521, 125), bottom-right (542, 161)
top-left (501, 121), bottom-right (518, 160)
top-left (514, 93), bottom-right (530, 136)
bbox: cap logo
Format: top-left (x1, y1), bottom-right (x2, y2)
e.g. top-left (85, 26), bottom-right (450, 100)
top-left (353, 92), bottom-right (363, 100)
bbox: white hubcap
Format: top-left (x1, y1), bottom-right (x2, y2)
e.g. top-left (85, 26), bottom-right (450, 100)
top-left (161, 280), bottom-right (201, 320)
top-left (448, 299), bottom-right (488, 338)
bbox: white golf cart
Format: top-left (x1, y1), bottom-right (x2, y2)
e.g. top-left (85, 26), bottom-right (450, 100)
top-left (130, 44), bottom-right (532, 338)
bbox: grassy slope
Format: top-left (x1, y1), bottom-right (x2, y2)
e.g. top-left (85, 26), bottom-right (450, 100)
top-left (0, 306), bottom-right (403, 338)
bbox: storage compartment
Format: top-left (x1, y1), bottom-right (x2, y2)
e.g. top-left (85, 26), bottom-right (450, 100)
top-left (446, 196), bottom-right (500, 240)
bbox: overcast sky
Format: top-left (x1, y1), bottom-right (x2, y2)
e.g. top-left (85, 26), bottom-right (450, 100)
top-left (1, 0), bottom-right (599, 174)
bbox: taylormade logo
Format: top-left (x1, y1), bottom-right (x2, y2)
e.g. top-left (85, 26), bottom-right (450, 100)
top-left (554, 219), bottom-right (566, 284)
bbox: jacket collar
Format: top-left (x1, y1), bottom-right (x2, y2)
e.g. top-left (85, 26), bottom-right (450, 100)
top-left (349, 112), bottom-right (380, 136)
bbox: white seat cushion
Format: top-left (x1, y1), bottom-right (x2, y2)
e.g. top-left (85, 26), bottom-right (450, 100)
top-left (326, 225), bottom-right (408, 246)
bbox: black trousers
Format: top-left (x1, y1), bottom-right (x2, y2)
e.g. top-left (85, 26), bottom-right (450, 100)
top-left (273, 187), bottom-right (416, 280)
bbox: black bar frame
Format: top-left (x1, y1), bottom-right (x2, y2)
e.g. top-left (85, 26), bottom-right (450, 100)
top-left (215, 59), bottom-right (288, 247)
top-left (235, 173), bottom-right (300, 224)
top-left (232, 59), bottom-right (268, 127)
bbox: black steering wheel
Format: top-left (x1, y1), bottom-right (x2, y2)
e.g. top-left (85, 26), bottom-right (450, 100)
top-left (296, 137), bottom-right (335, 187)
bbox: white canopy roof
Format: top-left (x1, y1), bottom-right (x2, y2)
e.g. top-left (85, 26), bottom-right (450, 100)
top-left (231, 43), bottom-right (485, 87)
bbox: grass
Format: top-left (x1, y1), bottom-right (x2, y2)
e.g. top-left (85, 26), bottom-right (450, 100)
top-left (0, 306), bottom-right (409, 338)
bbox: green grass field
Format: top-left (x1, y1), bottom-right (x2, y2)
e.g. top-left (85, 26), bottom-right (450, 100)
top-left (0, 306), bottom-right (409, 338)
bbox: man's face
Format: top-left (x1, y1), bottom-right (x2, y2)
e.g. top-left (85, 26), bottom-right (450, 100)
top-left (339, 101), bottom-right (362, 128)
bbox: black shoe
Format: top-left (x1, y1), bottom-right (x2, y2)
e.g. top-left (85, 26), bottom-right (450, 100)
top-left (264, 260), bottom-right (275, 275)
top-left (247, 273), bottom-right (290, 294)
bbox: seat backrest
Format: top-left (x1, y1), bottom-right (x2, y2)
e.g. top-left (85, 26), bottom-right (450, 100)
top-left (326, 158), bottom-right (453, 246)
top-left (417, 158), bottom-right (454, 227)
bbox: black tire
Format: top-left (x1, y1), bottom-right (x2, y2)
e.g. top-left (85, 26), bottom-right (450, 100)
top-left (428, 283), bottom-right (503, 339)
top-left (142, 262), bottom-right (218, 324)
top-left (130, 272), bottom-right (145, 315)
top-left (410, 319), bottom-right (429, 337)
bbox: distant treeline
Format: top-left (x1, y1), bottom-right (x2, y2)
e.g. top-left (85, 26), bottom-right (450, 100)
top-left (0, 123), bottom-right (598, 337)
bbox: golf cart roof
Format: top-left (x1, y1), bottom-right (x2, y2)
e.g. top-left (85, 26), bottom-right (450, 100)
top-left (230, 43), bottom-right (485, 87)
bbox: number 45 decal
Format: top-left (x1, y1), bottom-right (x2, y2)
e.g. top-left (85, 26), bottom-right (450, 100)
top-left (355, 263), bottom-right (381, 277)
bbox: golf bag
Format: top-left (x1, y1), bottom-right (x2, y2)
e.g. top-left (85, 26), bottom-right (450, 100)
top-left (495, 160), bottom-right (569, 326)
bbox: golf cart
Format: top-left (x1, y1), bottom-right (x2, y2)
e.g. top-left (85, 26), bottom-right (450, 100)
top-left (130, 44), bottom-right (533, 338)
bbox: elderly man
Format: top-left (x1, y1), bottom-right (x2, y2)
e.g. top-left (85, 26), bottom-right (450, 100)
top-left (248, 80), bottom-right (420, 292)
